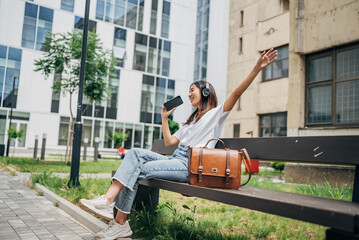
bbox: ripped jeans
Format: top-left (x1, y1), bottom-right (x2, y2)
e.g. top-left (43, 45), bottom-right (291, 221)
top-left (111, 145), bottom-right (189, 214)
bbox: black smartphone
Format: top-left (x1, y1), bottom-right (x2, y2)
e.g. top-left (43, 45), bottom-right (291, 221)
top-left (164, 96), bottom-right (183, 111)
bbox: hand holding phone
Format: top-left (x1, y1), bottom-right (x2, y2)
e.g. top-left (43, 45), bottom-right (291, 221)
top-left (163, 95), bottom-right (183, 111)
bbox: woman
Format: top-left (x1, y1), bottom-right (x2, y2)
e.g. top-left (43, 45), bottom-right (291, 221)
top-left (79, 49), bottom-right (277, 240)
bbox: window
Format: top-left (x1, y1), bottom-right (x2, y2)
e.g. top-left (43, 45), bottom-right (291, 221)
top-left (238, 37), bottom-right (243, 54)
top-left (233, 124), bottom-right (240, 138)
top-left (106, 69), bottom-right (120, 119)
top-left (58, 116), bottom-right (70, 145)
top-left (96, 0), bottom-right (144, 30)
top-left (133, 33), bottom-right (148, 71)
top-left (260, 112), bottom-right (287, 137)
top-left (61, 0), bottom-right (75, 12)
top-left (240, 10), bottom-right (244, 27)
top-left (161, 1), bottom-right (170, 38)
top-left (74, 16), bottom-right (97, 32)
top-left (0, 45), bottom-right (22, 108)
top-left (140, 74), bottom-right (175, 124)
top-left (51, 72), bottom-right (60, 113)
top-left (306, 44), bottom-right (359, 125)
top-left (113, 27), bottom-right (127, 67)
top-left (262, 45), bottom-right (288, 81)
top-left (193, 0), bottom-right (210, 81)
top-left (22, 2), bottom-right (53, 51)
top-left (150, 0), bottom-right (158, 35)
top-left (133, 33), bottom-right (171, 76)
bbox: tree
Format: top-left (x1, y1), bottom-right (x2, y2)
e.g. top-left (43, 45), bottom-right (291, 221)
top-left (270, 162), bottom-right (285, 172)
top-left (109, 131), bottom-right (128, 148)
top-left (34, 31), bottom-right (116, 162)
top-left (7, 125), bottom-right (25, 157)
top-left (168, 119), bottom-right (179, 135)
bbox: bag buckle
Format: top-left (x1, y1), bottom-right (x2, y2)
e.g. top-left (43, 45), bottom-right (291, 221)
top-left (226, 169), bottom-right (230, 175)
top-left (198, 166), bottom-right (203, 172)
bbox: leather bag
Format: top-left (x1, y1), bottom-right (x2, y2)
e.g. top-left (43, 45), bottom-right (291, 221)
top-left (188, 138), bottom-right (252, 189)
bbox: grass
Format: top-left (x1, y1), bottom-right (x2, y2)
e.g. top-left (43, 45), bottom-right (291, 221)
top-left (30, 170), bottom-right (353, 240)
top-left (0, 156), bottom-right (122, 173)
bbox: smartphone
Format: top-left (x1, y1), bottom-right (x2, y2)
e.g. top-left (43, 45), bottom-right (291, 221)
top-left (164, 96), bottom-right (183, 111)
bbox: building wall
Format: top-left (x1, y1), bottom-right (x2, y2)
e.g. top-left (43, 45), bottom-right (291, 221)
top-left (226, 0), bottom-right (289, 138)
top-left (0, 0), bottom-right (229, 151)
top-left (288, 0), bottom-right (359, 136)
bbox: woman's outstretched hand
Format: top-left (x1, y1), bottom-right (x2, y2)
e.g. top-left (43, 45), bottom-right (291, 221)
top-left (255, 48), bottom-right (278, 70)
top-left (161, 100), bottom-right (176, 119)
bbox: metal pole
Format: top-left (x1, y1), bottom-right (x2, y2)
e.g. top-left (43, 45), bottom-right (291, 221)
top-left (33, 135), bottom-right (39, 159)
top-left (6, 76), bottom-right (17, 157)
top-left (94, 137), bottom-right (99, 162)
top-left (68, 0), bottom-right (91, 187)
top-left (83, 138), bottom-right (88, 161)
top-left (40, 133), bottom-right (46, 160)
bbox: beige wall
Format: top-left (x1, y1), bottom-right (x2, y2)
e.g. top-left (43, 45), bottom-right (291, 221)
top-left (288, 0), bottom-right (359, 136)
top-left (226, 0), bottom-right (289, 138)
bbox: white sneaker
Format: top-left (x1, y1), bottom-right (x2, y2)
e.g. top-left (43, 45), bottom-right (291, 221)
top-left (79, 195), bottom-right (114, 221)
top-left (95, 220), bottom-right (133, 239)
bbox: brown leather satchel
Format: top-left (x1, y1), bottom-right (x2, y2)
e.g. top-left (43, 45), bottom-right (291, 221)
top-left (188, 138), bottom-right (252, 189)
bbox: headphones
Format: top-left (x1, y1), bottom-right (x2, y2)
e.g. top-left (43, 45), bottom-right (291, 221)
top-left (202, 82), bottom-right (210, 97)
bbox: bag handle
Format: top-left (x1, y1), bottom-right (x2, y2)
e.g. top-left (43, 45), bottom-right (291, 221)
top-left (203, 138), bottom-right (227, 149)
top-left (240, 148), bottom-right (252, 186)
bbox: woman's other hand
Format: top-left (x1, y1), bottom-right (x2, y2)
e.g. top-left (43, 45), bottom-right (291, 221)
top-left (255, 48), bottom-right (278, 70)
top-left (161, 100), bottom-right (176, 119)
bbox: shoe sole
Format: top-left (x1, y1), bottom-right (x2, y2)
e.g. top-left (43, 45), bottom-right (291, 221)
top-left (95, 230), bottom-right (133, 240)
top-left (78, 200), bottom-right (113, 221)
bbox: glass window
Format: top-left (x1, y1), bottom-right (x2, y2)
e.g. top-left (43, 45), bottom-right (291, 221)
top-left (124, 123), bottom-right (133, 149)
top-left (113, 27), bottom-right (127, 67)
top-left (126, 0), bottom-right (138, 29)
top-left (134, 124), bottom-right (142, 148)
top-left (104, 121), bottom-right (114, 148)
top-left (154, 77), bottom-right (166, 124)
top-left (193, 0), bottom-right (210, 81)
top-left (263, 45), bottom-right (288, 81)
top-left (74, 16), bottom-right (97, 32)
top-left (143, 125), bottom-right (153, 149)
top-left (58, 116), bottom-right (70, 145)
top-left (233, 124), bottom-right (240, 138)
top-left (150, 0), bottom-right (158, 35)
top-left (82, 119), bottom-right (92, 146)
top-left (133, 33), bottom-right (147, 71)
top-left (114, 0), bottom-right (126, 25)
top-left (161, 1), bottom-right (170, 38)
top-left (106, 69), bottom-right (120, 119)
top-left (0, 110), bottom-right (6, 144)
top-left (306, 44), bottom-right (359, 126)
top-left (147, 37), bottom-right (157, 74)
top-left (162, 41), bottom-right (171, 76)
top-left (140, 75), bottom-right (155, 123)
top-left (0, 46), bottom-right (22, 109)
top-left (22, 3), bottom-right (53, 51)
top-left (61, 0), bottom-right (75, 12)
top-left (260, 113), bottom-right (287, 137)
top-left (138, 0), bottom-right (144, 31)
top-left (96, 0), bottom-right (105, 20)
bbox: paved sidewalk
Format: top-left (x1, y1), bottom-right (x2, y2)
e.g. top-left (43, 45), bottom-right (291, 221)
top-left (0, 171), bottom-right (95, 240)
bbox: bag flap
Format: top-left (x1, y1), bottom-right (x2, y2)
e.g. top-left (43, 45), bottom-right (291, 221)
top-left (190, 148), bottom-right (239, 178)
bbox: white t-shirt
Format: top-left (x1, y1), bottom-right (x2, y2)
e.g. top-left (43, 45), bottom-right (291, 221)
top-left (173, 104), bottom-right (229, 148)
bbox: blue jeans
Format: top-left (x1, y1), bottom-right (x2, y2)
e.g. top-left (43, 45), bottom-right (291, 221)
top-left (112, 145), bottom-right (189, 214)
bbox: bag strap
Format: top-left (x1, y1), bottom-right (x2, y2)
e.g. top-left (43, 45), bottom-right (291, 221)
top-left (240, 148), bottom-right (252, 186)
top-left (203, 138), bottom-right (226, 149)
top-left (198, 147), bottom-right (204, 182)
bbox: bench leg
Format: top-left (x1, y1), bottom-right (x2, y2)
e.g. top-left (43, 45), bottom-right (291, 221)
top-left (326, 228), bottom-right (359, 240)
top-left (113, 184), bottom-right (159, 218)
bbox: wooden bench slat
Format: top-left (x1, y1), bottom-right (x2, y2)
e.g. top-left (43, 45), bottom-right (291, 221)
top-left (152, 136), bottom-right (359, 165)
top-left (139, 178), bottom-right (359, 233)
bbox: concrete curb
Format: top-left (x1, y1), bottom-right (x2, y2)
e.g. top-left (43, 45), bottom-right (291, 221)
top-left (35, 183), bottom-right (107, 233)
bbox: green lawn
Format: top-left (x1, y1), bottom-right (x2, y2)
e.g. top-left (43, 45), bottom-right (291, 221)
top-left (1, 156), bottom-right (352, 239)
top-left (0, 156), bottom-right (121, 173)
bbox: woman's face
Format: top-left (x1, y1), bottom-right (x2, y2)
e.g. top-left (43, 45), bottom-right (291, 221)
top-left (188, 84), bottom-right (202, 108)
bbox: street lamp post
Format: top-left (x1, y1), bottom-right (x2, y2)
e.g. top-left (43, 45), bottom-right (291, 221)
top-left (6, 76), bottom-right (17, 157)
top-left (68, 0), bottom-right (91, 187)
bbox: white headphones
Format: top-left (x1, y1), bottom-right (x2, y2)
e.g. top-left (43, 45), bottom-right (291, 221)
top-left (202, 82), bottom-right (210, 97)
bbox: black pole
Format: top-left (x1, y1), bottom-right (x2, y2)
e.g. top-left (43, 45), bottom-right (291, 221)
top-left (68, 0), bottom-right (91, 187)
top-left (6, 76), bottom-right (16, 157)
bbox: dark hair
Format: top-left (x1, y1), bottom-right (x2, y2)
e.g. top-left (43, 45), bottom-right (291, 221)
top-left (184, 81), bottom-right (218, 125)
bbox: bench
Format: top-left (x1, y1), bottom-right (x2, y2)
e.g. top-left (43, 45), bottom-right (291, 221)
top-left (113, 136), bottom-right (359, 239)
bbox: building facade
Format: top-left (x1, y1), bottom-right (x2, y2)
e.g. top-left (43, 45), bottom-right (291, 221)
top-left (226, 0), bottom-right (359, 138)
top-left (0, 0), bottom-right (229, 153)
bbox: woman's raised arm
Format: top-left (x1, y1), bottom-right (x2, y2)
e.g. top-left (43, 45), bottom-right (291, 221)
top-left (161, 104), bottom-right (180, 147)
top-left (223, 48), bottom-right (278, 112)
